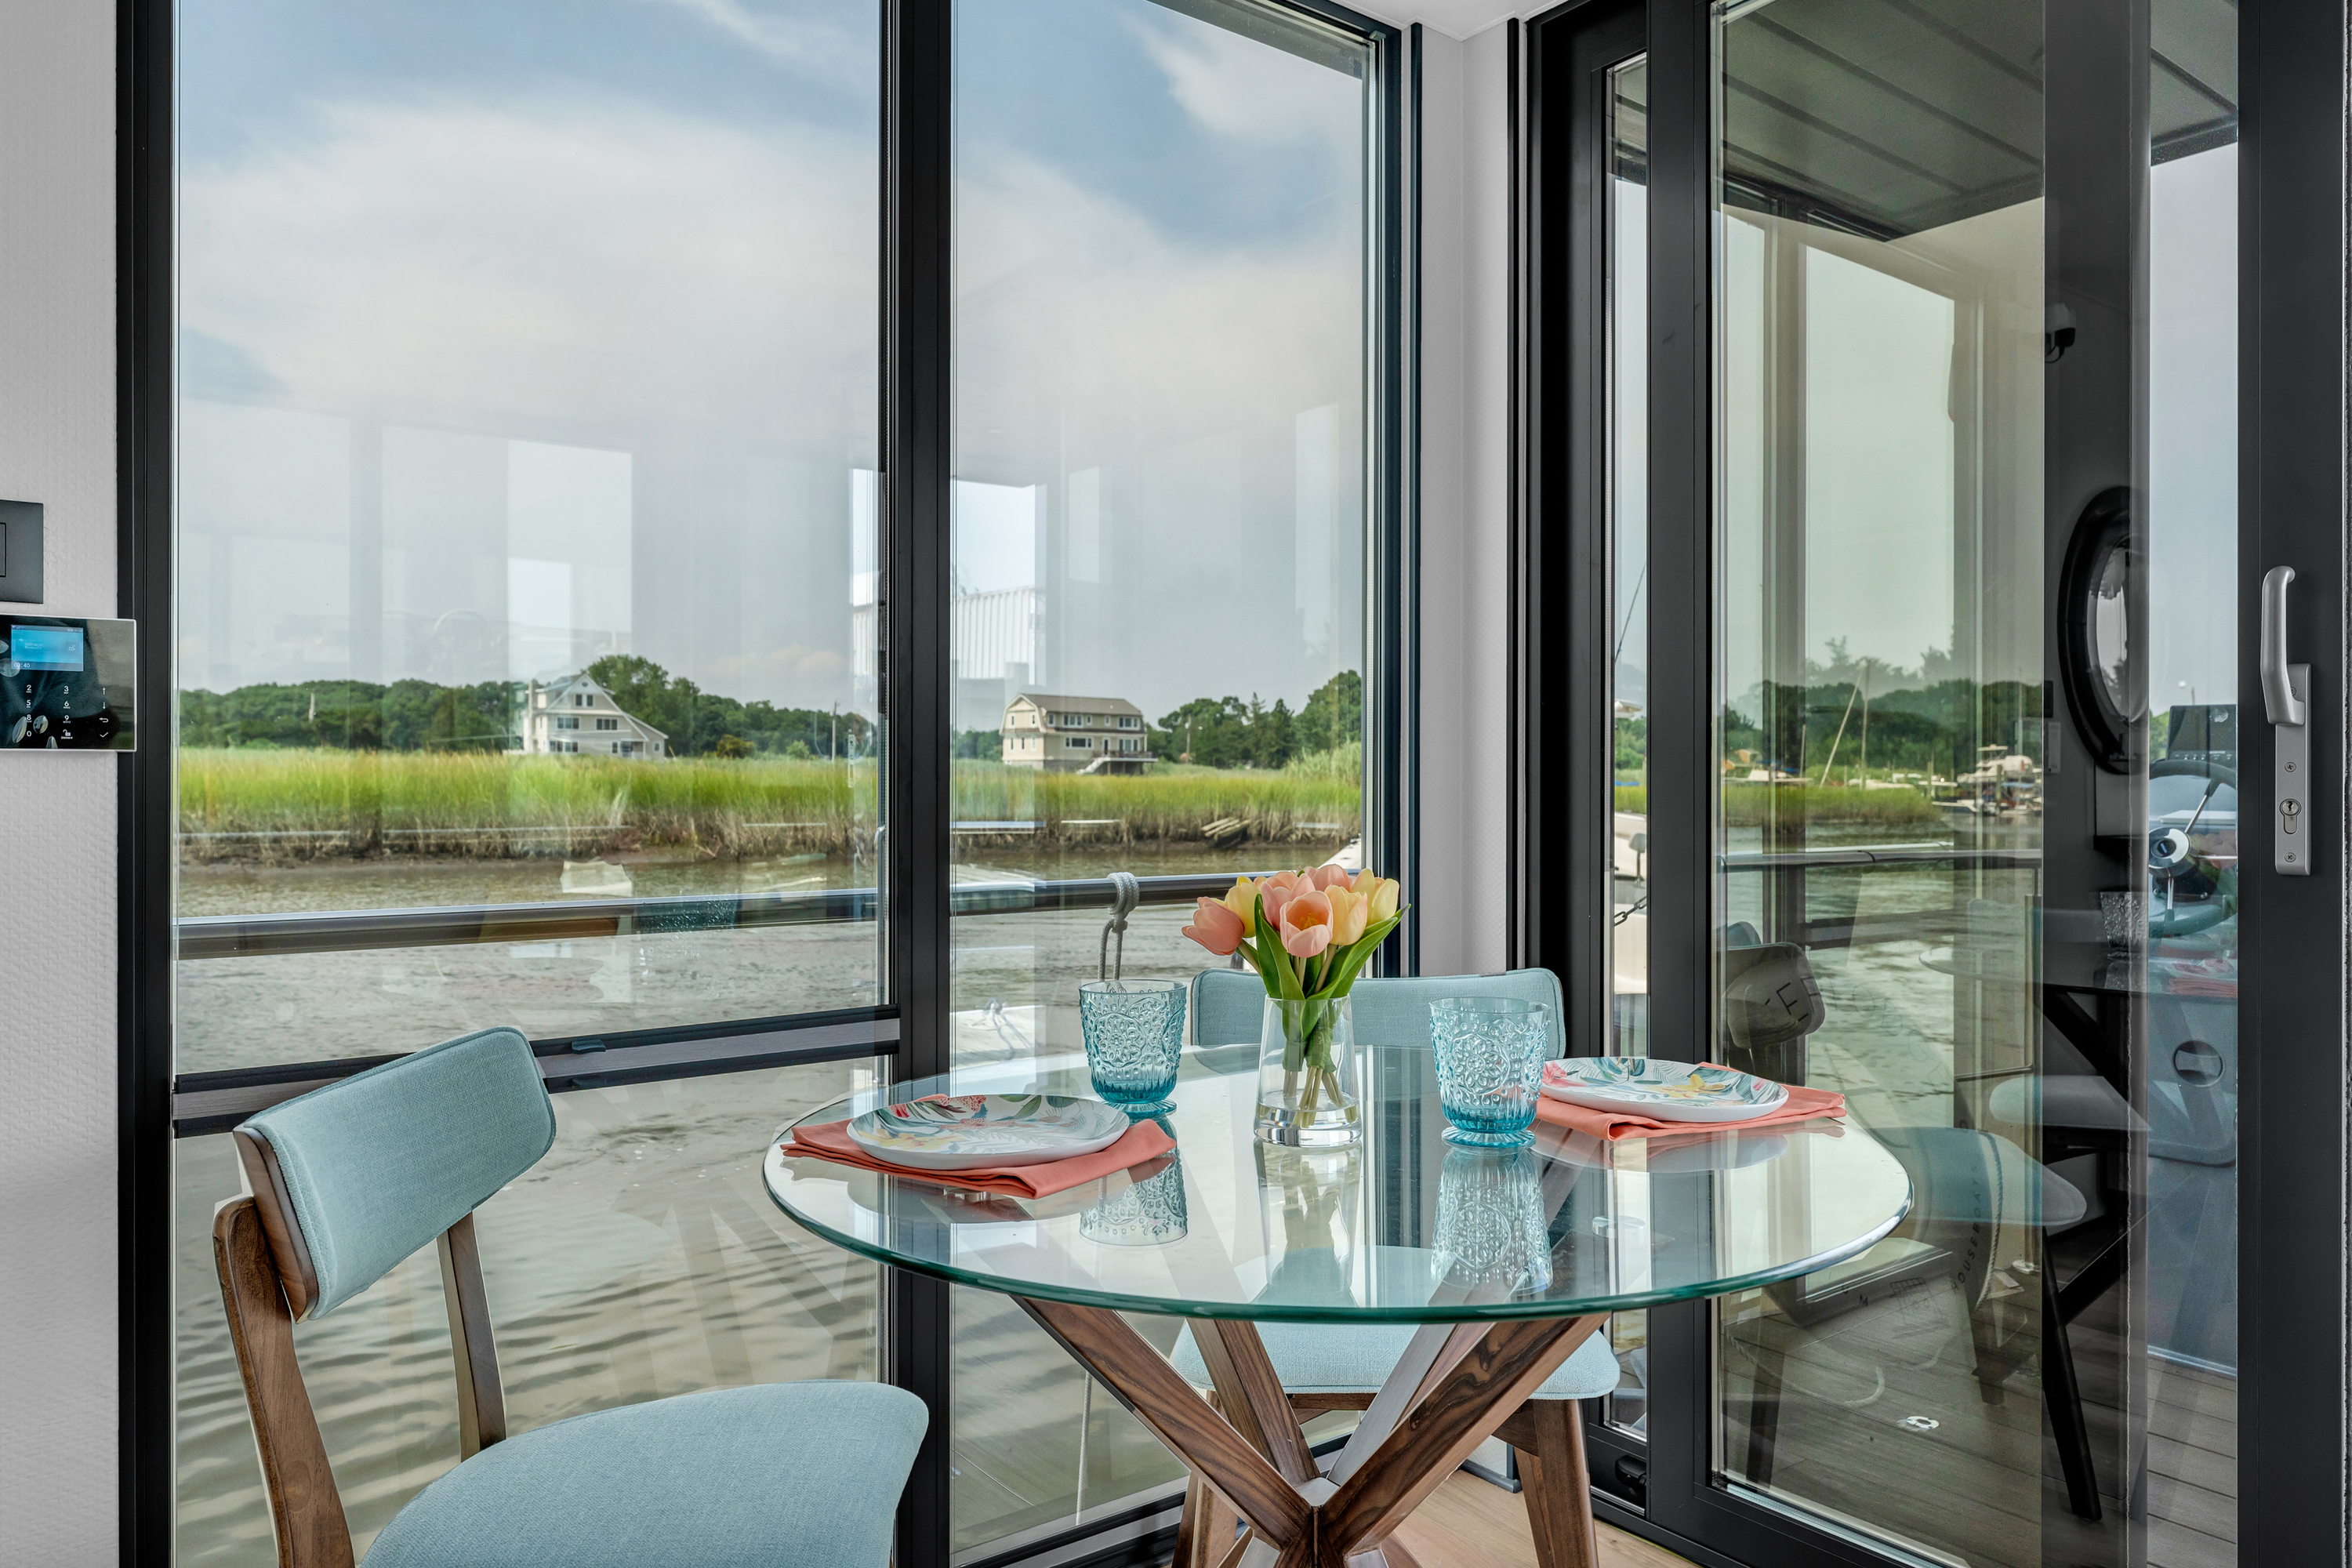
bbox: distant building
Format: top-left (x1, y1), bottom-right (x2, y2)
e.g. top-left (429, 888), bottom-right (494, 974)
top-left (520, 673), bottom-right (669, 759)
top-left (1001, 692), bottom-right (1151, 773)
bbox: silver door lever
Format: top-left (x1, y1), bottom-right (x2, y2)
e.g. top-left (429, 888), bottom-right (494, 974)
top-left (2262, 565), bottom-right (2305, 724)
top-left (2261, 564), bottom-right (2311, 874)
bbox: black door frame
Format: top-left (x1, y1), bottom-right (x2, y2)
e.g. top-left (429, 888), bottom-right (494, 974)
top-left (1525, 0), bottom-right (2349, 1563)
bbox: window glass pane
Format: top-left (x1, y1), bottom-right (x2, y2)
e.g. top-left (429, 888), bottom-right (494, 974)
top-left (173, 1065), bottom-right (882, 1562)
top-left (1602, 51), bottom-right (1653, 1439)
top-left (1708, 1), bottom-right (2238, 1562)
top-left (947, 0), bottom-right (1374, 1550)
top-left (174, 0), bottom-right (881, 1075)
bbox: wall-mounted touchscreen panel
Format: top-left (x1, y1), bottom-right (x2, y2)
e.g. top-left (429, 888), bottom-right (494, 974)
top-left (0, 616), bottom-right (136, 750)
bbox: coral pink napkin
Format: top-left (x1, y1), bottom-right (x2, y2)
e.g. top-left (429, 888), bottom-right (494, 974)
top-left (778, 1107), bottom-right (1176, 1200)
top-left (1536, 1066), bottom-right (1845, 1141)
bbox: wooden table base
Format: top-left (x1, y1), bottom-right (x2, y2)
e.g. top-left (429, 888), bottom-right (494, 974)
top-left (1014, 1298), bottom-right (1610, 1568)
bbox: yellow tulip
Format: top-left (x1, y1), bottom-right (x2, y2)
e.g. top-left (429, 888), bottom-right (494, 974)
top-left (1219, 876), bottom-right (1257, 933)
top-left (1367, 877), bottom-right (1400, 924)
top-left (1327, 884), bottom-right (1370, 946)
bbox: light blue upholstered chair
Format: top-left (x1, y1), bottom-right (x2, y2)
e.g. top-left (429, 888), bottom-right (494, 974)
top-left (216, 1026), bottom-right (925, 1568)
top-left (1170, 969), bottom-right (1621, 1568)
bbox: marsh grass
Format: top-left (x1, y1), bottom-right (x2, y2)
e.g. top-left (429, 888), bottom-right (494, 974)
top-left (1615, 782), bottom-right (1944, 827)
top-left (179, 748), bottom-right (1364, 862)
top-left (1719, 782), bottom-right (1944, 827)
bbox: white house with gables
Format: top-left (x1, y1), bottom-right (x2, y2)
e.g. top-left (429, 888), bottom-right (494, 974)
top-left (520, 673), bottom-right (670, 759)
top-left (1000, 692), bottom-right (1151, 774)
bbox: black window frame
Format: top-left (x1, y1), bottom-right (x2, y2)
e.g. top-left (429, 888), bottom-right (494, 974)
top-left (116, 1), bottom-right (1406, 1564)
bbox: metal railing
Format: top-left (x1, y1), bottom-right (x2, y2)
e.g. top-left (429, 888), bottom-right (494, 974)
top-left (176, 869), bottom-right (1259, 960)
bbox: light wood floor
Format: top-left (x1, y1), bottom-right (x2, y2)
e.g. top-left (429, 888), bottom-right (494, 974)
top-left (1375, 1472), bottom-right (1697, 1568)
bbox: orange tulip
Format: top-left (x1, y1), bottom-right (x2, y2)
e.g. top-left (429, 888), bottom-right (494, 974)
top-left (1182, 896), bottom-right (1247, 956)
top-left (1279, 887), bottom-right (1336, 958)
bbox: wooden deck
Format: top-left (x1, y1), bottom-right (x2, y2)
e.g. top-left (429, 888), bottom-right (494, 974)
top-left (1718, 1258), bottom-right (2238, 1568)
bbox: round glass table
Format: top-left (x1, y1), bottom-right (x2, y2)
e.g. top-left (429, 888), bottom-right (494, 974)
top-left (764, 1046), bottom-right (1911, 1567)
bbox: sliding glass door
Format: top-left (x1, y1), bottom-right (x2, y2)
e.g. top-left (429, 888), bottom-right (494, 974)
top-left (1536, 0), bottom-right (2340, 1559)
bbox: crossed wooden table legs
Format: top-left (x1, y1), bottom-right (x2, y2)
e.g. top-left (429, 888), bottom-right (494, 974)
top-left (1015, 1296), bottom-right (1610, 1568)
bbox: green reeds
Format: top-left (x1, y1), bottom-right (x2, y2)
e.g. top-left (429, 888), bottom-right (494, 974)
top-left (178, 748), bottom-right (1364, 861)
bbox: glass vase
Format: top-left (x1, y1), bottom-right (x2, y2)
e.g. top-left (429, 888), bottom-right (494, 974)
top-left (1253, 994), bottom-right (1360, 1147)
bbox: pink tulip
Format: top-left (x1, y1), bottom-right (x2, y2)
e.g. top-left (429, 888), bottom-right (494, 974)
top-left (1308, 864), bottom-right (1351, 891)
top-left (1279, 888), bottom-right (1335, 958)
top-left (1257, 870), bottom-right (1302, 927)
top-left (1182, 896), bottom-right (1247, 956)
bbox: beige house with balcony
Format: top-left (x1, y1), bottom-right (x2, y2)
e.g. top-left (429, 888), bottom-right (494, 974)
top-left (520, 673), bottom-right (670, 759)
top-left (1000, 693), bottom-right (1151, 773)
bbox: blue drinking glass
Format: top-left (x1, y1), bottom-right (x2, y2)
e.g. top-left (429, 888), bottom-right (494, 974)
top-left (1430, 997), bottom-right (1552, 1147)
top-left (1080, 979), bottom-right (1186, 1111)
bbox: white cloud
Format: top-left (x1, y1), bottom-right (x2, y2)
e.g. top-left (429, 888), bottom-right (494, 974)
top-left (181, 87), bottom-right (1369, 710)
top-left (637, 0), bottom-right (864, 72)
top-left (1131, 16), bottom-right (1361, 149)
top-left (182, 92), bottom-right (879, 448)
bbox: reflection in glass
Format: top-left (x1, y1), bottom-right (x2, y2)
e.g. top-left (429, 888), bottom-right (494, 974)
top-left (1434, 1148), bottom-right (1554, 1296)
top-left (946, 0), bottom-right (1376, 1552)
top-left (174, 0), bottom-right (882, 1069)
top-left (1708, 1), bottom-right (2238, 1563)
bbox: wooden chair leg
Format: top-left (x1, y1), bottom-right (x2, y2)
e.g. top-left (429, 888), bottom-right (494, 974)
top-left (1511, 1399), bottom-right (1599, 1568)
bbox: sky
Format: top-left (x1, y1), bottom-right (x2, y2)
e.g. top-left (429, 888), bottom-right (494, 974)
top-left (177, 0), bottom-right (1370, 723)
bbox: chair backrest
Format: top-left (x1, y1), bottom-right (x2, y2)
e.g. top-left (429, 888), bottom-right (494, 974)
top-left (218, 1026), bottom-right (550, 1568)
top-left (1192, 967), bottom-right (1567, 1057)
top-left (235, 1025), bottom-right (554, 1320)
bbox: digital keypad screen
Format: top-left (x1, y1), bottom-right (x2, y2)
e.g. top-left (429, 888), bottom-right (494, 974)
top-left (9, 626), bottom-right (85, 671)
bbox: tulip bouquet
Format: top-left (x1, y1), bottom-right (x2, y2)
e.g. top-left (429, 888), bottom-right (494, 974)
top-left (1183, 866), bottom-right (1406, 1126)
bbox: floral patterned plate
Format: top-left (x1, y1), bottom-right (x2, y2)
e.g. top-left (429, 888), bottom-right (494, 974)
top-left (847, 1093), bottom-right (1131, 1171)
top-left (1540, 1058), bottom-right (1790, 1123)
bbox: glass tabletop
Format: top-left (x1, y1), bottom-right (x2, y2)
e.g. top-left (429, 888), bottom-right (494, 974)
top-left (761, 1046), bottom-right (1914, 1323)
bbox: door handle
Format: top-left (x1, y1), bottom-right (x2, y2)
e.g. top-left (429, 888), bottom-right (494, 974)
top-left (2261, 565), bottom-right (2305, 724)
top-left (2260, 564), bottom-right (2311, 875)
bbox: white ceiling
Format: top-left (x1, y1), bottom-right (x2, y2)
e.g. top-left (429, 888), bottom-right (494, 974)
top-left (1373, 1), bottom-right (1523, 40)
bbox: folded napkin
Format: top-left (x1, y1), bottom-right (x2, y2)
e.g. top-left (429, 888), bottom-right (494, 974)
top-left (778, 1110), bottom-right (1176, 1200)
top-left (1537, 1068), bottom-right (1844, 1142)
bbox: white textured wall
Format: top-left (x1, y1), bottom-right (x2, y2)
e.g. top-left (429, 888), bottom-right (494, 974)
top-left (1416, 21), bottom-right (1515, 976)
top-left (0, 1), bottom-right (120, 1559)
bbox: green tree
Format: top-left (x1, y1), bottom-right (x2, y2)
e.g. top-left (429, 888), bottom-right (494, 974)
top-left (1295, 670), bottom-right (1363, 755)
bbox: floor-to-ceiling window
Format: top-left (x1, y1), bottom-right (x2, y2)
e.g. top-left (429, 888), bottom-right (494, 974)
top-left (161, 1), bottom-right (1392, 1563)
top-left (172, 2), bottom-right (889, 1555)
top-left (943, 0), bottom-right (1378, 1550)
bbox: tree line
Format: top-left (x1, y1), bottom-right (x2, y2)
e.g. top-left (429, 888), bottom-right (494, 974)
top-left (1154, 671), bottom-right (1361, 769)
top-left (178, 655), bottom-right (871, 760)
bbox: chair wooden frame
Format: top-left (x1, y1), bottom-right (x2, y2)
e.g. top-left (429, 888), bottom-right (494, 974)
top-left (216, 1125), bottom-right (508, 1568)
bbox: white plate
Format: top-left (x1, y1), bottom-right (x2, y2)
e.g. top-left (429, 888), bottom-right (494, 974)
top-left (1540, 1058), bottom-right (1790, 1123)
top-left (847, 1093), bottom-right (1131, 1171)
